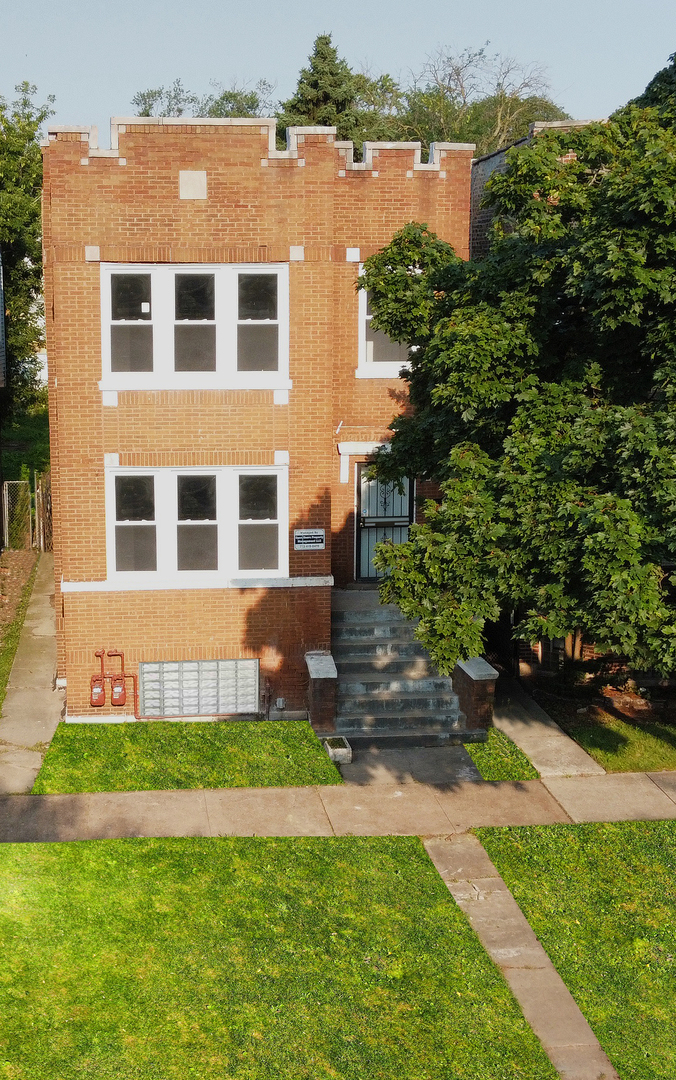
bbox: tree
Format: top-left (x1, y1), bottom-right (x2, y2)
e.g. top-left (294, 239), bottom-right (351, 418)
top-left (276, 34), bottom-right (363, 143)
top-left (400, 45), bottom-right (568, 155)
top-left (131, 78), bottom-right (275, 119)
top-left (0, 82), bottom-right (53, 416)
top-left (359, 90), bottom-right (676, 674)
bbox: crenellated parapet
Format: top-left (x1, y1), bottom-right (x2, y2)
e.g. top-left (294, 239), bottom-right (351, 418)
top-left (44, 117), bottom-right (474, 178)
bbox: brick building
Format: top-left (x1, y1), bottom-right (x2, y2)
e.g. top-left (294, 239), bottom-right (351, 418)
top-left (42, 117), bottom-right (474, 724)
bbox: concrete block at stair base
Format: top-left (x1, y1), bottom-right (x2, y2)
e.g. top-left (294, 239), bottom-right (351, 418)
top-left (452, 657), bottom-right (499, 732)
top-left (305, 650), bottom-right (337, 734)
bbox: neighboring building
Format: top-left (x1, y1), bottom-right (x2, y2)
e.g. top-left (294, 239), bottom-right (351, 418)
top-left (470, 120), bottom-right (601, 259)
top-left (42, 118), bottom-right (474, 722)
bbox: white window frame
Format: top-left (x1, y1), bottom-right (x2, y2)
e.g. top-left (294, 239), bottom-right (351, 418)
top-left (100, 263), bottom-right (291, 392)
top-left (356, 275), bottom-right (411, 380)
top-left (105, 465), bottom-right (289, 589)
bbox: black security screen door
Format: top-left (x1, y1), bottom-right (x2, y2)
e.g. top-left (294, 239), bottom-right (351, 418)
top-left (356, 465), bottom-right (412, 580)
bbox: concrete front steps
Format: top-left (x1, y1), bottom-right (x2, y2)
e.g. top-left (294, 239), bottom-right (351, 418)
top-left (332, 589), bottom-right (470, 746)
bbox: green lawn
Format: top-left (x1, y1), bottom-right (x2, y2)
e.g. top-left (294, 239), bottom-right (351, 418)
top-left (478, 821), bottom-right (676, 1080)
top-left (0, 836), bottom-right (557, 1080)
top-left (533, 692), bottom-right (676, 772)
top-left (465, 727), bottom-right (539, 781)
top-left (31, 721), bottom-right (342, 793)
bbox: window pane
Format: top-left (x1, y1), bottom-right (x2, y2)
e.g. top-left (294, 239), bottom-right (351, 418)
top-left (178, 475), bottom-right (216, 520)
top-left (111, 325), bottom-right (153, 371)
top-left (238, 524), bottom-right (278, 570)
top-left (111, 275), bottom-right (151, 320)
top-left (174, 325), bottom-right (216, 371)
top-left (175, 275), bottom-right (215, 320)
top-left (177, 524), bottom-right (218, 570)
top-left (238, 275), bottom-right (277, 320)
top-left (237, 324), bottom-right (278, 371)
top-left (366, 322), bottom-right (409, 364)
top-left (239, 475), bottom-right (277, 520)
top-left (115, 525), bottom-right (157, 571)
top-left (115, 476), bottom-right (155, 521)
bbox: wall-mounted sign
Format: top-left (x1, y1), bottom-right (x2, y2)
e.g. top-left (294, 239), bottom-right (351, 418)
top-left (294, 529), bottom-right (326, 551)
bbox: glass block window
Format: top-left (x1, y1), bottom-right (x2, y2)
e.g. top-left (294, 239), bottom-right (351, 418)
top-left (139, 659), bottom-right (259, 716)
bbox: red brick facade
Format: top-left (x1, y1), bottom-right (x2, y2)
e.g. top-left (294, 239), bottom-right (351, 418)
top-left (42, 119), bottom-right (472, 718)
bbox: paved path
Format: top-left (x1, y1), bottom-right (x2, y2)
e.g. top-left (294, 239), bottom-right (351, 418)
top-left (0, 555), bottom-right (63, 794)
top-left (494, 678), bottom-right (606, 777)
top-left (3, 770), bottom-right (676, 842)
top-left (426, 834), bottom-right (620, 1080)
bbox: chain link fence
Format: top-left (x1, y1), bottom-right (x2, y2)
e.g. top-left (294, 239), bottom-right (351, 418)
top-left (2, 480), bottom-right (32, 550)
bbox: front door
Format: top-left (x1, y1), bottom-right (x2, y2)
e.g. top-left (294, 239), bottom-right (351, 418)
top-left (356, 465), bottom-right (412, 580)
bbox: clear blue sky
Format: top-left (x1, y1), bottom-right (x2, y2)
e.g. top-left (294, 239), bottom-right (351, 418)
top-left (2, 0), bottom-right (674, 146)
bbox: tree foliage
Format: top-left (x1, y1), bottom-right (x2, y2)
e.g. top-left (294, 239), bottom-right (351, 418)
top-left (131, 35), bottom-right (566, 157)
top-left (359, 92), bottom-right (676, 674)
top-left (132, 78), bottom-right (275, 119)
top-left (0, 83), bottom-right (53, 416)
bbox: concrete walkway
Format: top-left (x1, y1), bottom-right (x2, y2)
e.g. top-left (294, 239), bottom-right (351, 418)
top-left (3, 770), bottom-right (676, 842)
top-left (426, 835), bottom-right (620, 1080)
top-left (494, 678), bottom-right (606, 778)
top-left (0, 555), bottom-right (63, 794)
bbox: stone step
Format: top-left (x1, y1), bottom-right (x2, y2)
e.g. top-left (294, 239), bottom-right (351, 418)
top-left (331, 641), bottom-right (430, 661)
top-left (338, 675), bottom-right (453, 695)
top-left (336, 691), bottom-right (460, 717)
top-left (335, 657), bottom-right (435, 677)
top-left (332, 607), bottom-right (416, 625)
top-left (334, 713), bottom-right (466, 735)
top-left (332, 623), bottom-right (419, 642)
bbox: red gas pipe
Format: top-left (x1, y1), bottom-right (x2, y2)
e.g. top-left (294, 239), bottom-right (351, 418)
top-left (89, 649), bottom-right (139, 716)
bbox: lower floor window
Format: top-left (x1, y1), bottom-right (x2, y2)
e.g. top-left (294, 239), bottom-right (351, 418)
top-left (108, 466), bottom-right (287, 582)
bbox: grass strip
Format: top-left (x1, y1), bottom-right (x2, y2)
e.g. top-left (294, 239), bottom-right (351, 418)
top-left (0, 835), bottom-right (557, 1079)
top-left (32, 720), bottom-right (343, 793)
top-left (535, 693), bottom-right (676, 772)
top-left (0, 555), bottom-right (38, 713)
top-left (477, 821), bottom-right (676, 1080)
top-left (465, 726), bottom-right (539, 781)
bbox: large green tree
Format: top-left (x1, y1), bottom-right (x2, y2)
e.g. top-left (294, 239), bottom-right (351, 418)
top-left (0, 82), bottom-right (52, 416)
top-left (360, 65), bottom-right (676, 674)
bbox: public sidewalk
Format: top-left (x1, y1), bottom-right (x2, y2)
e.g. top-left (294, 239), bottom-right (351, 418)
top-left (0, 555), bottom-right (63, 794)
top-left (2, 769), bottom-right (676, 843)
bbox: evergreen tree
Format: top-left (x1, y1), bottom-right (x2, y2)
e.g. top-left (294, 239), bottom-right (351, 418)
top-left (276, 34), bottom-right (362, 143)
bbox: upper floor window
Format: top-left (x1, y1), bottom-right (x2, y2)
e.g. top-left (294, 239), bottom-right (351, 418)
top-left (101, 264), bottom-right (290, 391)
top-left (356, 284), bottom-right (410, 380)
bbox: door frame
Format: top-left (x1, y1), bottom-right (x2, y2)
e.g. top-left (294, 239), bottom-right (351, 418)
top-left (355, 464), bottom-right (414, 581)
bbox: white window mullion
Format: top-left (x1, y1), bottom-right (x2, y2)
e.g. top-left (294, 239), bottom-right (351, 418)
top-left (155, 470), bottom-right (176, 578)
top-left (153, 267), bottom-right (174, 382)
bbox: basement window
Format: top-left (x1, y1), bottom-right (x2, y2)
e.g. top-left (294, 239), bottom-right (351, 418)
top-left (101, 264), bottom-right (290, 391)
